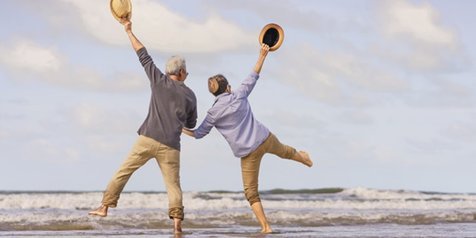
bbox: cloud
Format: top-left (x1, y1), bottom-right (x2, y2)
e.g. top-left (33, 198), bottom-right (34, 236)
top-left (24, 138), bottom-right (80, 163)
top-left (205, 0), bottom-right (322, 30)
top-left (441, 120), bottom-right (476, 143)
top-left (335, 109), bottom-right (374, 125)
top-left (381, 0), bottom-right (455, 46)
top-left (377, 0), bottom-right (467, 72)
top-left (0, 130), bottom-right (8, 141)
top-left (61, 0), bottom-right (253, 53)
top-left (272, 44), bottom-right (407, 105)
top-left (0, 40), bottom-right (62, 73)
top-left (0, 39), bottom-right (146, 92)
top-left (70, 103), bottom-right (140, 135)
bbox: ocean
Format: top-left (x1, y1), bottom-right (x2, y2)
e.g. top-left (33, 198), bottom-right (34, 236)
top-left (1, 187), bottom-right (476, 237)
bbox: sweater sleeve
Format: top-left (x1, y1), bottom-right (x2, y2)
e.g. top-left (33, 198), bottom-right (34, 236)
top-left (137, 47), bottom-right (164, 85)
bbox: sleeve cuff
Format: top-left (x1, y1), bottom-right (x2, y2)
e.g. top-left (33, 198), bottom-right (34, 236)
top-left (136, 47), bottom-right (147, 56)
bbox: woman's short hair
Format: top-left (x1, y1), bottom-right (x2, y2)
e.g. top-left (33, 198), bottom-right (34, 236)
top-left (165, 56), bottom-right (186, 75)
top-left (208, 74), bottom-right (229, 96)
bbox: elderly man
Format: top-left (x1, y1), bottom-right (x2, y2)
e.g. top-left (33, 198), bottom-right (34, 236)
top-left (89, 19), bottom-right (197, 234)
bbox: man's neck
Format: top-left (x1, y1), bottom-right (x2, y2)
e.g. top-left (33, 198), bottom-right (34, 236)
top-left (169, 75), bottom-right (182, 82)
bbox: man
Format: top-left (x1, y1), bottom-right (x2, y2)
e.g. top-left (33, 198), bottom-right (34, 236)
top-left (88, 19), bottom-right (197, 234)
top-left (182, 44), bottom-right (313, 233)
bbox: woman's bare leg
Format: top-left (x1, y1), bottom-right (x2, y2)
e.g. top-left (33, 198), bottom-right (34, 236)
top-left (251, 202), bottom-right (272, 233)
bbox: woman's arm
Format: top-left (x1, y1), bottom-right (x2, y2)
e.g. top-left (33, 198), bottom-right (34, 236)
top-left (184, 112), bottom-right (216, 139)
top-left (235, 44), bottom-right (270, 98)
top-left (253, 44), bottom-right (270, 74)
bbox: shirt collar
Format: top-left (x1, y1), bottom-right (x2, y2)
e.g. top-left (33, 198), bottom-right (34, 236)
top-left (214, 92), bottom-right (231, 104)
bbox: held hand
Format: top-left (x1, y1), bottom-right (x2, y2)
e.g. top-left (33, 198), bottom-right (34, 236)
top-left (182, 128), bottom-right (195, 137)
top-left (120, 18), bottom-right (132, 33)
top-left (254, 44), bottom-right (269, 74)
top-left (122, 18), bottom-right (144, 52)
top-left (260, 43), bottom-right (270, 58)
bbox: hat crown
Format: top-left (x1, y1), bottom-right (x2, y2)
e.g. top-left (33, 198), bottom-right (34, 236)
top-left (110, 0), bottom-right (132, 22)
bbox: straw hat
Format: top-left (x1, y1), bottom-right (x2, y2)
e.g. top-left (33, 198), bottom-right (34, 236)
top-left (259, 23), bottom-right (284, 51)
top-left (110, 0), bottom-right (132, 22)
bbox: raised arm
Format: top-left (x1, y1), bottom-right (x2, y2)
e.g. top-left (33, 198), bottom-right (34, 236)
top-left (235, 44), bottom-right (270, 98)
top-left (253, 44), bottom-right (270, 74)
top-left (121, 19), bottom-right (144, 52)
top-left (121, 19), bottom-right (163, 84)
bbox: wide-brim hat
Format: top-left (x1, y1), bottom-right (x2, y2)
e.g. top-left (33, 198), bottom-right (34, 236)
top-left (110, 0), bottom-right (132, 22)
top-left (259, 23), bottom-right (284, 51)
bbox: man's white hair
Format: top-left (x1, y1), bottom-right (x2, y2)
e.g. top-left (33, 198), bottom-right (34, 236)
top-left (165, 55), bottom-right (186, 75)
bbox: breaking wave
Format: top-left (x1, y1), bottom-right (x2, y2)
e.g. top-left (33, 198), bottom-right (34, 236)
top-left (1, 187), bottom-right (476, 231)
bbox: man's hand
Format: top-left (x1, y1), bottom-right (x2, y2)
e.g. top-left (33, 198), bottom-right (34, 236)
top-left (121, 18), bottom-right (144, 52)
top-left (120, 18), bottom-right (132, 33)
top-left (182, 128), bottom-right (195, 138)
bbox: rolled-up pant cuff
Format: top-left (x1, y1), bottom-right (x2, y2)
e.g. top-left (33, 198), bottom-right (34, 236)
top-left (168, 206), bottom-right (184, 220)
top-left (248, 196), bottom-right (261, 206)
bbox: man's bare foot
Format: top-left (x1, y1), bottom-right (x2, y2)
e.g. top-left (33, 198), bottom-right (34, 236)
top-left (88, 205), bottom-right (108, 217)
top-left (299, 151), bottom-right (313, 167)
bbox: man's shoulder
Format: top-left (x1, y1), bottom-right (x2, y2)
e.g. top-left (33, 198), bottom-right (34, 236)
top-left (182, 84), bottom-right (197, 97)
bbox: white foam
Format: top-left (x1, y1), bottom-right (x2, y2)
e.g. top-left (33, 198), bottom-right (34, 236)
top-left (341, 187), bottom-right (476, 201)
top-left (2, 190), bottom-right (476, 211)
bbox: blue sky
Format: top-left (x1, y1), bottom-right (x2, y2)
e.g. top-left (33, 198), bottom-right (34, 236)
top-left (1, 0), bottom-right (475, 193)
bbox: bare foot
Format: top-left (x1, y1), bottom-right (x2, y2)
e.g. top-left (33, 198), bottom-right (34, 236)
top-left (261, 226), bottom-right (273, 234)
top-left (88, 205), bottom-right (108, 217)
top-left (297, 151), bottom-right (313, 167)
top-left (174, 218), bottom-right (182, 234)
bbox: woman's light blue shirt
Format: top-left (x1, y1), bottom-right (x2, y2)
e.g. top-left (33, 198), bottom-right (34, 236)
top-left (193, 72), bottom-right (270, 158)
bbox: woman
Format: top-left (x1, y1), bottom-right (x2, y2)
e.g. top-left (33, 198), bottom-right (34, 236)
top-left (182, 44), bottom-right (313, 233)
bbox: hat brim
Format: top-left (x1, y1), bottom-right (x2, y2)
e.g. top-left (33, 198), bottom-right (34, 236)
top-left (259, 23), bottom-right (284, 52)
top-left (110, 0), bottom-right (132, 22)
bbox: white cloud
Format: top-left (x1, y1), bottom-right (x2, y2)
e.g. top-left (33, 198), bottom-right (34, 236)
top-left (0, 130), bottom-right (8, 141)
top-left (0, 40), bottom-right (62, 73)
top-left (381, 0), bottom-right (455, 47)
top-left (0, 39), bottom-right (146, 92)
top-left (61, 0), bottom-right (253, 53)
top-left (335, 109), bottom-right (374, 125)
top-left (272, 44), bottom-right (407, 105)
top-left (70, 103), bottom-right (140, 134)
top-left (25, 138), bottom-right (80, 163)
top-left (377, 0), bottom-right (467, 72)
top-left (441, 121), bottom-right (476, 142)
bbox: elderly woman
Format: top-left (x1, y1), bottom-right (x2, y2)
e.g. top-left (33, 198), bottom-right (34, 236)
top-left (182, 44), bottom-right (313, 233)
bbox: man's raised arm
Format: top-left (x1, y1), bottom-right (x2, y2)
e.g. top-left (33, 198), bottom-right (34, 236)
top-left (121, 19), bottom-right (144, 52)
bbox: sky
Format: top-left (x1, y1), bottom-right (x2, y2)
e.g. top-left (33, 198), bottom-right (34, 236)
top-left (1, 0), bottom-right (475, 193)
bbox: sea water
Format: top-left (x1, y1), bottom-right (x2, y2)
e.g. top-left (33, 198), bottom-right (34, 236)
top-left (1, 187), bottom-right (476, 237)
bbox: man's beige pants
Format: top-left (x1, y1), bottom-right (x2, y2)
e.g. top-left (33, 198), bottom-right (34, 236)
top-left (241, 133), bottom-right (297, 205)
top-left (101, 135), bottom-right (184, 220)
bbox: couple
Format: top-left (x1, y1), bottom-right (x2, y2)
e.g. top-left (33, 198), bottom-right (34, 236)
top-left (88, 19), bottom-right (313, 234)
